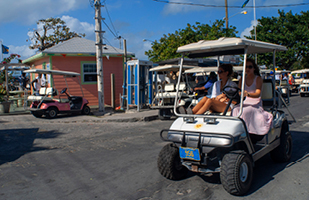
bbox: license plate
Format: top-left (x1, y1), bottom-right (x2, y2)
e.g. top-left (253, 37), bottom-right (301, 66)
top-left (179, 147), bottom-right (200, 161)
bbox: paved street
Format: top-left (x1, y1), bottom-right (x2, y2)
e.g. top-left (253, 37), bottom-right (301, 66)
top-left (0, 94), bottom-right (309, 200)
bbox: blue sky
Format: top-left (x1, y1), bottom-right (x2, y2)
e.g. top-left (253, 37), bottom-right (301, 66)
top-left (1, 0), bottom-right (308, 62)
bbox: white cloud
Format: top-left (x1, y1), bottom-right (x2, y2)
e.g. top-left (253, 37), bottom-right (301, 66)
top-left (61, 16), bottom-right (95, 40)
top-left (0, 0), bottom-right (87, 25)
top-left (240, 19), bottom-right (258, 38)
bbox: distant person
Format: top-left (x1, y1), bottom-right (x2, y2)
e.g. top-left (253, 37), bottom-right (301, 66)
top-left (31, 74), bottom-right (46, 95)
top-left (193, 72), bottom-right (217, 99)
top-left (288, 73), bottom-right (294, 85)
top-left (19, 73), bottom-right (29, 90)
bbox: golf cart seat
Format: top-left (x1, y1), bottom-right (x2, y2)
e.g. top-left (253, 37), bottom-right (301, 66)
top-left (155, 83), bottom-right (189, 98)
top-left (27, 87), bottom-right (58, 101)
top-left (261, 79), bottom-right (275, 109)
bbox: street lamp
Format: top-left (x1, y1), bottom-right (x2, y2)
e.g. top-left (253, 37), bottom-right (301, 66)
top-left (143, 39), bottom-right (154, 43)
top-left (223, 10), bottom-right (247, 20)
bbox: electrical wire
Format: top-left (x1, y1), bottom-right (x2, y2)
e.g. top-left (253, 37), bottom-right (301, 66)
top-left (152, 0), bottom-right (309, 8)
top-left (103, 37), bottom-right (122, 54)
top-left (103, 2), bottom-right (119, 38)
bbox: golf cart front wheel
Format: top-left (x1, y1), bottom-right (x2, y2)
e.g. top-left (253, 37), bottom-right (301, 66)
top-left (220, 151), bottom-right (253, 196)
top-left (82, 105), bottom-right (91, 115)
top-left (46, 107), bottom-right (58, 119)
top-left (157, 143), bottom-right (188, 180)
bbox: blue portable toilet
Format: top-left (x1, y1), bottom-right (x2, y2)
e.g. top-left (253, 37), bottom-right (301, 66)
top-left (126, 60), bottom-right (153, 111)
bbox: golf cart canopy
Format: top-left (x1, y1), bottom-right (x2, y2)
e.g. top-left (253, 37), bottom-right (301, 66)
top-left (0, 63), bottom-right (30, 71)
top-left (24, 69), bottom-right (80, 77)
top-left (149, 64), bottom-right (195, 72)
top-left (177, 37), bottom-right (287, 58)
top-left (184, 66), bottom-right (243, 74)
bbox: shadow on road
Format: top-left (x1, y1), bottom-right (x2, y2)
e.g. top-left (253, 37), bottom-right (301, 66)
top-left (184, 129), bottom-right (309, 196)
top-left (0, 128), bottom-right (63, 165)
top-left (247, 129), bottom-right (309, 195)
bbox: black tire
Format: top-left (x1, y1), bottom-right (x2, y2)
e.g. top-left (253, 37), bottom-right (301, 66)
top-left (270, 122), bottom-right (292, 162)
top-left (157, 143), bottom-right (188, 180)
top-left (158, 109), bottom-right (171, 120)
top-left (82, 105), bottom-right (91, 115)
top-left (300, 93), bottom-right (305, 97)
top-left (31, 111), bottom-right (42, 118)
top-left (220, 151), bottom-right (253, 196)
top-left (46, 107), bottom-right (58, 119)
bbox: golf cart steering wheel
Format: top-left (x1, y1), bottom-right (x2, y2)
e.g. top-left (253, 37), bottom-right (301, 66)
top-left (60, 88), bottom-right (67, 94)
top-left (223, 86), bottom-right (241, 100)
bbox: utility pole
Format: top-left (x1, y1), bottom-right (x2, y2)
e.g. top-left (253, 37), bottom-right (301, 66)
top-left (225, 0), bottom-right (228, 30)
top-left (122, 38), bottom-right (127, 110)
top-left (94, 0), bottom-right (105, 113)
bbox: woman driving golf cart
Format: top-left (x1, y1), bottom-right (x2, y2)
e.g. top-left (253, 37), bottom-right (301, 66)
top-left (179, 64), bottom-right (237, 114)
top-left (232, 58), bottom-right (273, 143)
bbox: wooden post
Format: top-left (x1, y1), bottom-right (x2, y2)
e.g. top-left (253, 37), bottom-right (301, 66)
top-left (111, 73), bottom-right (115, 109)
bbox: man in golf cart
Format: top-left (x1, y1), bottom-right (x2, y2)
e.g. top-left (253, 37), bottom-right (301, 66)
top-left (192, 71), bottom-right (217, 99)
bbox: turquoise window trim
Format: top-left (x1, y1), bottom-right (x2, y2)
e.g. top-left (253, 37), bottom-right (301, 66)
top-left (81, 61), bottom-right (97, 85)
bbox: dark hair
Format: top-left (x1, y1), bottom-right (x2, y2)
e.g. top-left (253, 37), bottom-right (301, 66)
top-left (246, 58), bottom-right (260, 76)
top-left (219, 64), bottom-right (234, 78)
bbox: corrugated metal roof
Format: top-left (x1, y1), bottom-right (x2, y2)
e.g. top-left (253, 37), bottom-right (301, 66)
top-left (42, 37), bottom-right (134, 56)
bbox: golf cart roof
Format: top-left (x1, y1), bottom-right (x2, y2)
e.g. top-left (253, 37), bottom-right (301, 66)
top-left (149, 64), bottom-right (195, 72)
top-left (0, 63), bottom-right (30, 71)
top-left (184, 66), bottom-right (243, 74)
top-left (177, 37), bottom-right (288, 58)
top-left (23, 69), bottom-right (80, 77)
top-left (291, 69), bottom-right (309, 74)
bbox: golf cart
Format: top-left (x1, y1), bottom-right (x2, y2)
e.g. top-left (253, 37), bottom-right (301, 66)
top-left (291, 69), bottom-right (309, 94)
top-left (24, 69), bottom-right (90, 118)
top-left (150, 64), bottom-right (196, 120)
top-left (157, 37), bottom-right (293, 195)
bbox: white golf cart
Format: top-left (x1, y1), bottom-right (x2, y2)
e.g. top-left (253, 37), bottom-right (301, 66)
top-left (299, 79), bottom-right (309, 97)
top-left (157, 37), bottom-right (293, 195)
top-left (150, 64), bottom-right (195, 120)
top-left (291, 69), bottom-right (309, 95)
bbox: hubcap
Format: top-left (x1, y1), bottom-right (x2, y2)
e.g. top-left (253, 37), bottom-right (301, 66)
top-left (239, 162), bottom-right (248, 182)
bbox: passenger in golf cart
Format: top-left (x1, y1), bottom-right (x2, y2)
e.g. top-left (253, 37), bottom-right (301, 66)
top-left (232, 58), bottom-right (273, 143)
top-left (179, 64), bottom-right (237, 114)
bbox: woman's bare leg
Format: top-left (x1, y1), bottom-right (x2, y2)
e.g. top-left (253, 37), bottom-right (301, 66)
top-left (195, 98), bottom-right (213, 114)
top-left (192, 97), bottom-right (208, 113)
top-left (209, 100), bottom-right (231, 113)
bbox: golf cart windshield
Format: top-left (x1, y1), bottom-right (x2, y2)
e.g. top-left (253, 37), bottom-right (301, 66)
top-left (175, 37), bottom-right (287, 119)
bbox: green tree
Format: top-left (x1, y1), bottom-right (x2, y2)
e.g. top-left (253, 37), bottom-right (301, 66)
top-left (247, 10), bottom-right (309, 70)
top-left (28, 17), bottom-right (86, 51)
top-left (145, 20), bottom-right (237, 62)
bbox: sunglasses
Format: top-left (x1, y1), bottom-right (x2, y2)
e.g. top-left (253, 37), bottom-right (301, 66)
top-left (246, 65), bottom-right (253, 69)
top-left (218, 70), bottom-right (225, 74)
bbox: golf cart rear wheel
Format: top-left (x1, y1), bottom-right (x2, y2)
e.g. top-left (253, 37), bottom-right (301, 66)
top-left (220, 151), bottom-right (253, 196)
top-left (31, 111), bottom-right (42, 118)
top-left (82, 105), bottom-right (91, 115)
top-left (157, 143), bottom-right (188, 180)
top-left (270, 122), bottom-right (292, 162)
top-left (46, 107), bottom-right (58, 119)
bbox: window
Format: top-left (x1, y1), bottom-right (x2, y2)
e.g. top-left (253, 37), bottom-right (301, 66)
top-left (83, 63), bottom-right (97, 82)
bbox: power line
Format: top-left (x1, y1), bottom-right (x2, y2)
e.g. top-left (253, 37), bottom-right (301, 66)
top-left (152, 0), bottom-right (309, 8)
top-left (102, 20), bottom-right (118, 38)
top-left (103, 2), bottom-right (119, 38)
